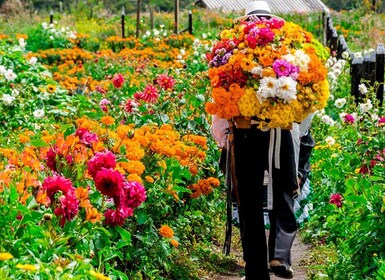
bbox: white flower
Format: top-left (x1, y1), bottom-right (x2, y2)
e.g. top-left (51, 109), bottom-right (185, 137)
top-left (180, 49), bottom-right (186, 56)
top-left (176, 55), bottom-right (183, 60)
top-left (334, 98), bottom-right (346, 108)
top-left (5, 70), bottom-right (17, 81)
top-left (325, 136), bottom-right (336, 145)
top-left (153, 29), bottom-right (160, 36)
top-left (358, 83), bottom-right (368, 95)
top-left (2, 94), bottom-right (16, 106)
top-left (19, 38), bottom-right (26, 48)
top-left (275, 76), bottom-right (297, 103)
top-left (294, 50), bottom-right (310, 71)
top-left (49, 36), bottom-right (54, 40)
top-left (202, 33), bottom-right (207, 39)
top-left (145, 31), bottom-right (151, 36)
top-left (0, 65), bottom-right (6, 74)
top-left (68, 32), bottom-right (77, 40)
top-left (42, 22), bottom-right (48, 29)
top-left (333, 68), bottom-right (341, 76)
top-left (359, 99), bottom-right (373, 113)
top-left (159, 24), bottom-right (165, 29)
top-left (49, 23), bottom-right (54, 28)
top-left (371, 113), bottom-right (380, 121)
top-left (321, 115), bottom-right (336, 126)
top-left (342, 51), bottom-right (350, 60)
top-left (29, 57), bottom-right (38, 65)
top-left (163, 32), bottom-right (167, 37)
top-left (257, 77), bottom-right (277, 102)
top-left (251, 65), bottom-right (263, 76)
top-left (33, 109), bottom-right (45, 119)
top-left (339, 112), bottom-right (347, 120)
top-left (12, 89), bottom-right (20, 97)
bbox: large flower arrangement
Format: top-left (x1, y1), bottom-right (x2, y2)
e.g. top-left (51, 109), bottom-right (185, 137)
top-left (205, 17), bottom-right (330, 129)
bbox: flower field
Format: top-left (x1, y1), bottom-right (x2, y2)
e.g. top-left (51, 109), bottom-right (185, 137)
top-left (1, 5), bottom-right (385, 280)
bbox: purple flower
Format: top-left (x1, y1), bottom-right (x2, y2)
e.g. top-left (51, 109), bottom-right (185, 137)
top-left (273, 59), bottom-right (294, 77)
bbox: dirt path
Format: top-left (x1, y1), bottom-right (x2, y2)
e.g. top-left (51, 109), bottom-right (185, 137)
top-left (214, 230), bottom-right (310, 280)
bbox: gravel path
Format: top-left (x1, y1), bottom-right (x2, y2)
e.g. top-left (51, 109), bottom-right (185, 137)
top-left (214, 230), bottom-right (310, 280)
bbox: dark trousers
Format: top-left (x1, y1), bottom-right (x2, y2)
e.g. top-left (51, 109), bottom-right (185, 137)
top-left (233, 128), bottom-right (297, 280)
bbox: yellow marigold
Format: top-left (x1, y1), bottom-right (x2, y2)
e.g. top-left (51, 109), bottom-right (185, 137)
top-left (89, 270), bottom-right (111, 280)
top-left (158, 160), bottom-right (167, 170)
top-left (16, 264), bottom-right (37, 271)
top-left (170, 239), bottom-right (179, 248)
top-left (0, 252), bottom-right (13, 261)
top-left (126, 160), bottom-right (145, 175)
top-left (145, 176), bottom-right (154, 183)
top-left (100, 116), bottom-right (115, 125)
top-left (159, 225), bottom-right (174, 238)
top-left (127, 173), bottom-right (143, 184)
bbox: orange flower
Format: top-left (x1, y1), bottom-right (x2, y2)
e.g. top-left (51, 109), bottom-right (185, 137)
top-left (169, 239), bottom-right (179, 248)
top-left (75, 187), bottom-right (92, 208)
top-left (100, 116), bottom-right (115, 125)
top-left (159, 225), bottom-right (174, 238)
top-left (145, 176), bottom-right (154, 183)
top-left (19, 135), bottom-right (30, 144)
top-left (86, 207), bottom-right (102, 223)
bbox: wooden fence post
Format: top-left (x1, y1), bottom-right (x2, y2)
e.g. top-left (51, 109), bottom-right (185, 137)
top-left (121, 7), bottom-right (125, 38)
top-left (174, 0), bottom-right (180, 34)
top-left (136, 0), bottom-right (141, 38)
top-left (330, 29), bottom-right (338, 55)
top-left (324, 14), bottom-right (330, 45)
top-left (188, 10), bottom-right (193, 34)
top-left (49, 10), bottom-right (53, 24)
top-left (351, 55), bottom-right (364, 103)
top-left (375, 43), bottom-right (385, 105)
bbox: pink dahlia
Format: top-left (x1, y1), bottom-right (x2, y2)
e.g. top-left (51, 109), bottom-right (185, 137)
top-left (42, 174), bottom-right (75, 202)
top-left (329, 193), bottom-right (343, 208)
top-left (122, 181), bottom-right (147, 209)
top-left (94, 168), bottom-right (124, 197)
top-left (99, 99), bottom-right (110, 113)
top-left (76, 128), bottom-right (98, 146)
top-left (273, 59), bottom-right (294, 77)
top-left (156, 74), bottom-right (176, 90)
top-left (87, 150), bottom-right (116, 178)
top-left (134, 84), bottom-right (159, 103)
top-left (124, 99), bottom-right (139, 113)
top-left (112, 74), bottom-right (125, 89)
top-left (104, 207), bottom-right (133, 226)
top-left (54, 192), bottom-right (79, 226)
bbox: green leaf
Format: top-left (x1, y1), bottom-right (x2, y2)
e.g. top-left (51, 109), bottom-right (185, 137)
top-left (31, 138), bottom-right (49, 147)
top-left (115, 226), bottom-right (131, 244)
top-left (137, 212), bottom-right (149, 225)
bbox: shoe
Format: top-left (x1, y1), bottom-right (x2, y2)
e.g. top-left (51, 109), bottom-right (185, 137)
top-left (269, 259), bottom-right (294, 279)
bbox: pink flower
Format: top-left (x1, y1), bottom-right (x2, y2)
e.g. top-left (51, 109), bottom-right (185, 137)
top-left (378, 117), bottom-right (385, 126)
top-left (42, 174), bottom-right (75, 202)
top-left (54, 192), bottom-right (79, 226)
top-left (112, 74), bottom-right (125, 88)
top-left (124, 99), bottom-right (139, 113)
top-left (96, 85), bottom-right (107, 94)
top-left (87, 151), bottom-right (116, 179)
top-left (134, 84), bottom-right (159, 103)
top-left (344, 114), bottom-right (355, 124)
top-left (121, 181), bottom-right (147, 209)
top-left (99, 99), bottom-right (110, 112)
top-left (257, 27), bottom-right (275, 45)
top-left (329, 193), bottom-right (343, 208)
top-left (156, 74), bottom-right (176, 90)
top-left (76, 128), bottom-right (98, 146)
top-left (273, 59), bottom-right (294, 77)
top-left (94, 168), bottom-right (124, 197)
top-left (104, 207), bottom-right (133, 226)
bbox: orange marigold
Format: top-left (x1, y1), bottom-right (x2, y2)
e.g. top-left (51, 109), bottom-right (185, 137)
top-left (159, 225), bottom-right (174, 238)
top-left (169, 239), bottom-right (179, 248)
top-left (100, 116), bottom-right (115, 125)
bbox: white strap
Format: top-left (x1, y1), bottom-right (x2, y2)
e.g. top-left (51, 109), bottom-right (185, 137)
top-left (267, 128), bottom-right (281, 210)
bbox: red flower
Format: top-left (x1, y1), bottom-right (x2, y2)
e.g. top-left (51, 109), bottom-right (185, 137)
top-left (45, 148), bottom-right (57, 172)
top-left (42, 174), bottom-right (75, 202)
top-left (104, 207), bottom-right (133, 226)
top-left (329, 193), bottom-right (343, 208)
top-left (54, 192), bottom-right (79, 226)
top-left (96, 85), bottom-right (107, 94)
top-left (156, 74), bottom-right (176, 90)
top-left (124, 99), bottom-right (139, 113)
top-left (87, 151), bottom-right (116, 179)
top-left (94, 168), bottom-right (124, 197)
top-left (134, 84), bottom-right (159, 103)
top-left (112, 74), bottom-right (125, 88)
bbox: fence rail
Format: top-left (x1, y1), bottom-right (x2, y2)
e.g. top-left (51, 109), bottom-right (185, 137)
top-left (324, 13), bottom-right (385, 105)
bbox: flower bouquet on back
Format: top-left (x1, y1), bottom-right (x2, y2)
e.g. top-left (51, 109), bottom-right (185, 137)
top-left (205, 12), bottom-right (330, 129)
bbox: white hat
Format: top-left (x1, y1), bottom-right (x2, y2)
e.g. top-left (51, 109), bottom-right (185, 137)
top-left (234, 1), bottom-right (284, 23)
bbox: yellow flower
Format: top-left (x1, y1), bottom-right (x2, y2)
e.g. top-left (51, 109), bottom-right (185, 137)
top-left (0, 252), bottom-right (13, 261)
top-left (46, 84), bottom-right (57, 93)
top-left (100, 116), bottom-right (115, 125)
top-left (89, 270), bottom-right (111, 280)
top-left (16, 264), bottom-right (37, 271)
